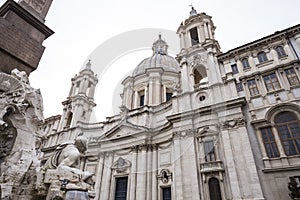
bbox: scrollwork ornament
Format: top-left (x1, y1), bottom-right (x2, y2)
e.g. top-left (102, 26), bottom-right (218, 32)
top-left (188, 53), bottom-right (208, 68)
top-left (111, 157), bottom-right (132, 173)
top-left (222, 117), bottom-right (246, 129)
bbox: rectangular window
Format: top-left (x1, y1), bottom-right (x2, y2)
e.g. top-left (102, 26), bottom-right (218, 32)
top-left (166, 92), bottom-right (173, 101)
top-left (236, 82), bottom-right (243, 92)
top-left (115, 177), bottom-right (128, 200)
top-left (285, 68), bottom-right (300, 86)
top-left (247, 79), bottom-right (259, 96)
top-left (204, 141), bottom-right (216, 162)
top-left (260, 127), bottom-right (279, 158)
top-left (190, 27), bottom-right (199, 46)
top-left (162, 187), bottom-right (172, 200)
top-left (231, 64), bottom-right (238, 74)
top-left (138, 90), bottom-right (145, 107)
top-left (140, 95), bottom-right (145, 106)
top-left (263, 73), bottom-right (281, 92)
top-left (258, 52), bottom-right (268, 63)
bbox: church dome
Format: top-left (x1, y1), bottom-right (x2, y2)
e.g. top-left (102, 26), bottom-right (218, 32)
top-left (132, 34), bottom-right (180, 76)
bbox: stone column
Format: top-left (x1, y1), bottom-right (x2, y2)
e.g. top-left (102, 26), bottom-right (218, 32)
top-left (162, 85), bottom-right (166, 102)
top-left (284, 42), bottom-right (296, 60)
top-left (154, 77), bottom-right (162, 105)
top-left (149, 78), bottom-right (154, 105)
top-left (57, 110), bottom-right (67, 131)
top-left (277, 68), bottom-right (289, 91)
top-left (270, 48), bottom-right (279, 64)
top-left (173, 135), bottom-right (183, 198)
top-left (248, 54), bottom-right (256, 70)
top-left (152, 145), bottom-right (158, 200)
top-left (272, 126), bottom-right (286, 157)
top-left (129, 148), bottom-right (137, 200)
top-left (69, 82), bottom-right (75, 96)
top-left (144, 86), bottom-right (149, 105)
top-left (209, 54), bottom-right (223, 86)
top-left (207, 23), bottom-right (213, 39)
top-left (136, 146), bottom-right (147, 199)
top-left (255, 129), bottom-right (268, 159)
top-left (180, 61), bottom-right (191, 93)
top-left (78, 78), bottom-right (86, 94)
top-left (134, 90), bottom-right (139, 108)
top-left (236, 60), bottom-right (244, 75)
top-left (99, 152), bottom-right (114, 200)
top-left (187, 30), bottom-right (192, 47)
top-left (221, 129), bottom-right (241, 199)
top-left (198, 25), bottom-right (205, 43)
top-left (183, 32), bottom-right (188, 48)
top-left (71, 105), bottom-right (83, 127)
top-left (203, 23), bottom-right (209, 40)
top-left (294, 34), bottom-right (300, 49)
top-left (146, 146), bottom-right (152, 200)
top-left (179, 34), bottom-right (184, 49)
top-left (127, 85), bottom-right (133, 109)
top-left (88, 82), bottom-right (96, 98)
top-left (95, 153), bottom-right (105, 200)
top-left (180, 134), bottom-right (201, 199)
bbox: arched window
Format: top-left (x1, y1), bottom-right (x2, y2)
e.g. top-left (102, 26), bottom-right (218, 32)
top-left (275, 46), bottom-right (286, 58)
top-left (194, 68), bottom-right (203, 85)
top-left (209, 178), bottom-right (222, 200)
top-left (241, 58), bottom-right (250, 69)
top-left (275, 112), bottom-right (300, 156)
top-left (257, 52), bottom-right (268, 63)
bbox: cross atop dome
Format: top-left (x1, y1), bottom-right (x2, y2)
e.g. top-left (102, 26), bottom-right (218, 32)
top-left (189, 6), bottom-right (198, 17)
top-left (85, 59), bottom-right (92, 70)
top-left (152, 34), bottom-right (168, 55)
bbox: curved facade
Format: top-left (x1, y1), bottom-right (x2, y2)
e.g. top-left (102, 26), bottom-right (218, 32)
top-left (28, 6), bottom-right (300, 200)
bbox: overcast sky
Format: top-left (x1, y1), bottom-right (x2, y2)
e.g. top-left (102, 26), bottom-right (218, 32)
top-left (1, 0), bottom-right (300, 121)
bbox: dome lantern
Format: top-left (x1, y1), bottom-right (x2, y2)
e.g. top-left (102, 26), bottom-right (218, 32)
top-left (152, 34), bottom-right (168, 55)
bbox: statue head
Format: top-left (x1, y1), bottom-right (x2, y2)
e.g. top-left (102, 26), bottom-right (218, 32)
top-left (74, 134), bottom-right (88, 153)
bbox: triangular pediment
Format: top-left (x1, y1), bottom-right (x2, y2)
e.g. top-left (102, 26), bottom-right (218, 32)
top-left (102, 121), bottom-right (148, 139)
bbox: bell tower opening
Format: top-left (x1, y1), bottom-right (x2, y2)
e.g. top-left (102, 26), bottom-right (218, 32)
top-left (65, 111), bottom-right (73, 129)
top-left (190, 27), bottom-right (199, 46)
top-left (194, 68), bottom-right (203, 85)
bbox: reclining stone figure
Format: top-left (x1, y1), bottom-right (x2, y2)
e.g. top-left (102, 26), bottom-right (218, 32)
top-left (43, 134), bottom-right (94, 200)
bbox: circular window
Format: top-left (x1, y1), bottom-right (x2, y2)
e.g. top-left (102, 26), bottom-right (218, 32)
top-left (199, 95), bottom-right (206, 101)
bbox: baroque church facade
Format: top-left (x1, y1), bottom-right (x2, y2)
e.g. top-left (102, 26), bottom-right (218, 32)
top-left (1, 0), bottom-right (300, 199)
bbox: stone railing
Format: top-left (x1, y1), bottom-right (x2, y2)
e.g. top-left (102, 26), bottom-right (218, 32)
top-left (200, 161), bottom-right (224, 173)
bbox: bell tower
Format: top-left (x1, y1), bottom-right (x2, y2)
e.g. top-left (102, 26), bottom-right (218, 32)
top-left (176, 7), bottom-right (222, 93)
top-left (177, 7), bottom-right (220, 50)
top-left (58, 61), bottom-right (98, 131)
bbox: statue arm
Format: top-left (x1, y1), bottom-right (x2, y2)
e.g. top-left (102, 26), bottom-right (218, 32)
top-left (57, 150), bottom-right (80, 168)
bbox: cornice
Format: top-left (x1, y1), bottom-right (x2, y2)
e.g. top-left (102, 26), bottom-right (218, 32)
top-left (167, 97), bottom-right (246, 122)
top-left (218, 24), bottom-right (300, 61)
top-left (0, 0), bottom-right (54, 38)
